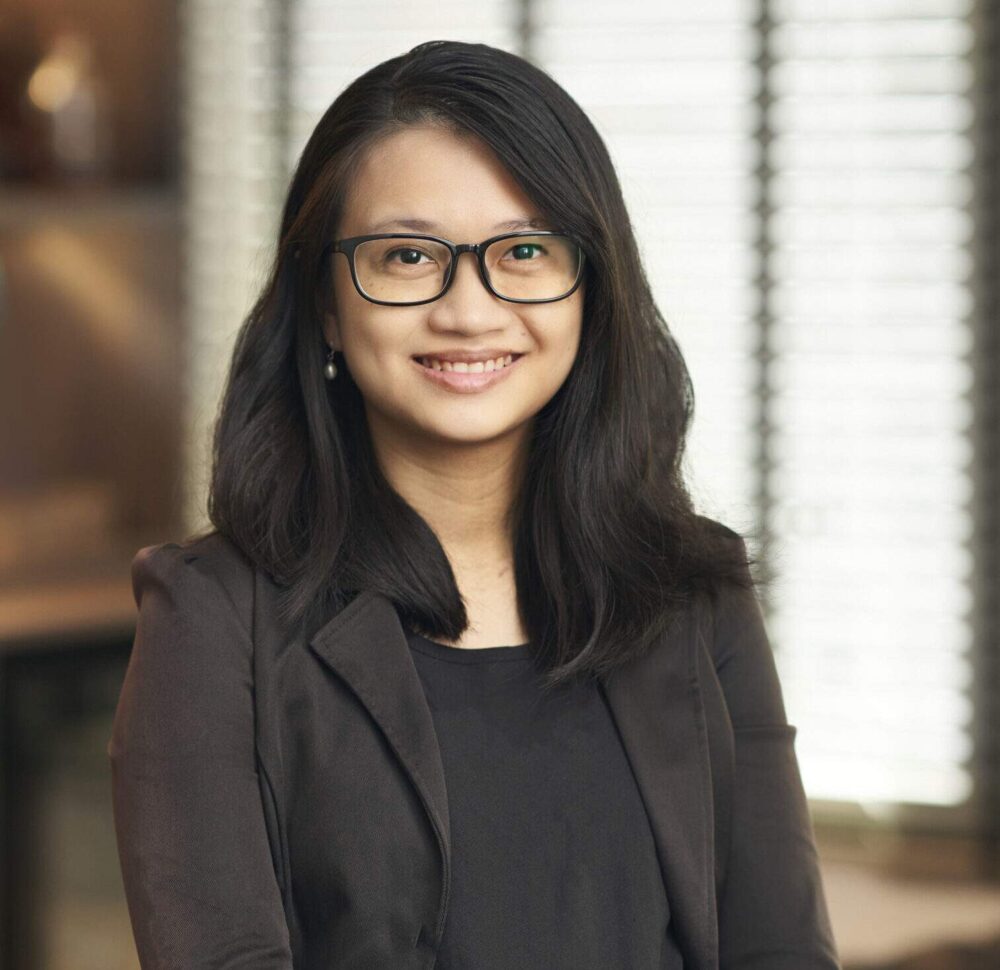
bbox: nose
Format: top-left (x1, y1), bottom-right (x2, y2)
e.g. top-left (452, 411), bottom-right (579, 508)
top-left (426, 249), bottom-right (503, 329)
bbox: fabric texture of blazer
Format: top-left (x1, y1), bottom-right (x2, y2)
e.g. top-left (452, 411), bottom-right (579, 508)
top-left (108, 521), bottom-right (842, 970)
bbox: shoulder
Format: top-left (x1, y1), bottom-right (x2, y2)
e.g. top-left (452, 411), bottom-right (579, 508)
top-left (690, 512), bottom-right (754, 593)
top-left (687, 514), bottom-right (762, 663)
top-left (692, 512), bottom-right (745, 547)
top-left (112, 532), bottom-right (262, 767)
top-left (130, 530), bottom-right (255, 638)
top-left (688, 518), bottom-right (791, 727)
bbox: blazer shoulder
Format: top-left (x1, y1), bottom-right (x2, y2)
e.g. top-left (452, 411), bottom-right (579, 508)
top-left (693, 512), bottom-right (745, 546)
top-left (130, 530), bottom-right (255, 637)
top-left (687, 514), bottom-right (761, 666)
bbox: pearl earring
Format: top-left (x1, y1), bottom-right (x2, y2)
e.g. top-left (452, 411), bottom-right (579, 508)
top-left (324, 347), bottom-right (338, 380)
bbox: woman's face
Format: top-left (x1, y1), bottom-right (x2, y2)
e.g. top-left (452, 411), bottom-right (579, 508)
top-left (323, 124), bottom-right (584, 453)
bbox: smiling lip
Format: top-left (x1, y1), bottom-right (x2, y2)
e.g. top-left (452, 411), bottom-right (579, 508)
top-left (412, 349), bottom-right (522, 364)
top-left (412, 353), bottom-right (525, 394)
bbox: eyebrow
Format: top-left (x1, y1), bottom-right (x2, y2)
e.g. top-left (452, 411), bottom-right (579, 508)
top-left (367, 216), bottom-right (550, 234)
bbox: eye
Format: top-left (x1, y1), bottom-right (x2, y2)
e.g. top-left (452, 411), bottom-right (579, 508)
top-left (387, 247), bottom-right (431, 265)
top-left (507, 243), bottom-right (545, 260)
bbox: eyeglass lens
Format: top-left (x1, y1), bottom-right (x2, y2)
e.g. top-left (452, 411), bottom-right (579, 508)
top-left (352, 235), bottom-right (581, 303)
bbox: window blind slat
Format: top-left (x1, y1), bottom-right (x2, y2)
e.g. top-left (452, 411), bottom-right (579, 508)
top-left (767, 4), bottom-right (976, 807)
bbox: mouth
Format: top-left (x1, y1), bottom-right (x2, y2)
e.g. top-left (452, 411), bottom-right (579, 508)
top-left (412, 352), bottom-right (524, 373)
top-left (410, 352), bottom-right (526, 394)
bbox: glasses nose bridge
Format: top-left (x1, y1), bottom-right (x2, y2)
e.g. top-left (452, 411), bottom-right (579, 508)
top-left (445, 241), bottom-right (490, 293)
top-left (451, 241), bottom-right (486, 269)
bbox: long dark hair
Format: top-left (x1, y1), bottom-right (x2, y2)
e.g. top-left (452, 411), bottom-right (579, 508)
top-left (198, 39), bottom-right (760, 690)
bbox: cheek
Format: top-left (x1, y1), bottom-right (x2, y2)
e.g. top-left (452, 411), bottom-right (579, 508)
top-left (337, 313), bottom-right (428, 408)
top-left (334, 293), bottom-right (415, 365)
top-left (545, 306), bottom-right (584, 375)
top-left (341, 330), bottom-right (400, 387)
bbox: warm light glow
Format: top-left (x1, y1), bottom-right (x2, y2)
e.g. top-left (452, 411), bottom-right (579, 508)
top-left (28, 60), bottom-right (78, 113)
top-left (27, 35), bottom-right (90, 113)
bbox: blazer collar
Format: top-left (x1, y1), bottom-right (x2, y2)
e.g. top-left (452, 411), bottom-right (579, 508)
top-left (308, 588), bottom-right (718, 969)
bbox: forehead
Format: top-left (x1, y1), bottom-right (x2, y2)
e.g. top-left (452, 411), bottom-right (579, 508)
top-left (339, 124), bottom-right (541, 236)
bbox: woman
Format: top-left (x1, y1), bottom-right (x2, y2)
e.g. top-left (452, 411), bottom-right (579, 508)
top-left (109, 40), bottom-right (841, 969)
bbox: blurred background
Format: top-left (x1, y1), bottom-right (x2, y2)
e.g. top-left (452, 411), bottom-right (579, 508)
top-left (1, 0), bottom-right (998, 967)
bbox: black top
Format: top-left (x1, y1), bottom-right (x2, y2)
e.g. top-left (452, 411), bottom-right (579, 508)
top-left (406, 631), bottom-right (685, 969)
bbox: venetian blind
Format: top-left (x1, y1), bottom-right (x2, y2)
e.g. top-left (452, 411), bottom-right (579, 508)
top-left (763, 0), bottom-right (976, 809)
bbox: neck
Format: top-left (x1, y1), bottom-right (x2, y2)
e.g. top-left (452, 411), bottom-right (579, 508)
top-left (366, 414), bottom-right (530, 569)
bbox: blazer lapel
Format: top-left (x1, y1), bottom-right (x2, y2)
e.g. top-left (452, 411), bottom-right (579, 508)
top-left (308, 588), bottom-right (716, 970)
top-left (597, 609), bottom-right (718, 970)
top-left (307, 588), bottom-right (452, 868)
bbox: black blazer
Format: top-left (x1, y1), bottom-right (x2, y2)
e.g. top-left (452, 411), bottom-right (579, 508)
top-left (108, 526), bottom-right (841, 970)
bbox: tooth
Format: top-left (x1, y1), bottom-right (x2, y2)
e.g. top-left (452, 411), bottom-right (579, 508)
top-left (422, 356), bottom-right (515, 371)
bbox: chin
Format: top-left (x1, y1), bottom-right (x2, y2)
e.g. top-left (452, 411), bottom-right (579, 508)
top-left (419, 413), bottom-right (531, 447)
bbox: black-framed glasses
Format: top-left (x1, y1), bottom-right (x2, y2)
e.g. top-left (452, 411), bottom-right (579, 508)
top-left (327, 230), bottom-right (586, 306)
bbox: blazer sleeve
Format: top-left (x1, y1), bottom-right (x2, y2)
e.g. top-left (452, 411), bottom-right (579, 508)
top-left (107, 542), bottom-right (294, 969)
top-left (712, 536), bottom-right (842, 970)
